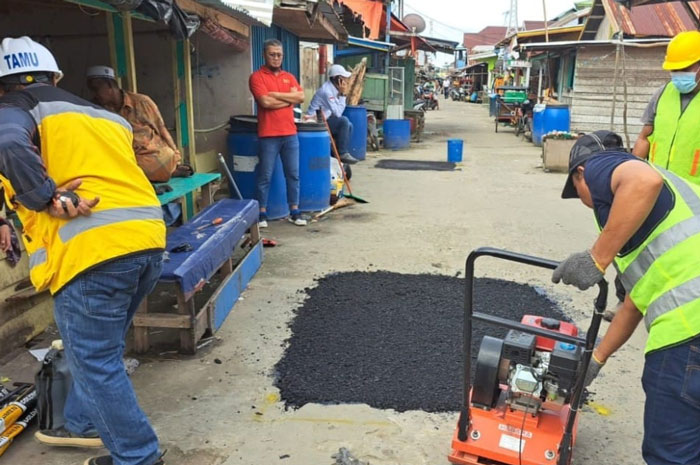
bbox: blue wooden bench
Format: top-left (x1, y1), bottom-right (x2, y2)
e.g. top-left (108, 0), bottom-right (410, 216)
top-left (132, 198), bottom-right (262, 353)
top-left (155, 172), bottom-right (221, 222)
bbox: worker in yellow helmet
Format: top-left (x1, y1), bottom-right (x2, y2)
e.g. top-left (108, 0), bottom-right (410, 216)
top-left (634, 30), bottom-right (700, 175)
top-left (0, 37), bottom-right (166, 465)
top-left (601, 31), bottom-right (700, 324)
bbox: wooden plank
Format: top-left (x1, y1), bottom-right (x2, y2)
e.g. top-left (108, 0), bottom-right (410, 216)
top-left (132, 312), bottom-right (191, 329)
top-left (177, 290), bottom-right (196, 354)
top-left (176, 0), bottom-right (248, 37)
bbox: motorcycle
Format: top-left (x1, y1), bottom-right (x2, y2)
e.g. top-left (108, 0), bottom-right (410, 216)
top-left (422, 89), bottom-right (439, 110)
top-left (515, 98), bottom-right (534, 139)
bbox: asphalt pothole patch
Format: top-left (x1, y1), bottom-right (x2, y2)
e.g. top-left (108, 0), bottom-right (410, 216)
top-left (274, 271), bottom-right (570, 412)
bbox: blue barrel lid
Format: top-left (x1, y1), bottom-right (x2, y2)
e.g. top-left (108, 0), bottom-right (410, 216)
top-left (228, 115), bottom-right (257, 132)
top-left (296, 121), bottom-right (327, 132)
top-left (545, 104), bottom-right (570, 109)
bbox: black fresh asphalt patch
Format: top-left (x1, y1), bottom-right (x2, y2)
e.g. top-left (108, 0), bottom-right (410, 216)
top-left (275, 271), bottom-right (570, 413)
top-left (374, 159), bottom-right (456, 171)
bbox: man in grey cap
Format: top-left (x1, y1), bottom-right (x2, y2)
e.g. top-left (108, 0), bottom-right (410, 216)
top-left (552, 131), bottom-right (700, 464)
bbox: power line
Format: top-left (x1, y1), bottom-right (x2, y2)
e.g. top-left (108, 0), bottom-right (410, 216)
top-left (403, 2), bottom-right (466, 34)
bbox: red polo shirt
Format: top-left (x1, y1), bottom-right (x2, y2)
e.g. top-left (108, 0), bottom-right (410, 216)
top-left (249, 66), bottom-right (300, 138)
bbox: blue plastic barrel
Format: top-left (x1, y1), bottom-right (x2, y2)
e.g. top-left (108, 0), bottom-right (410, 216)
top-left (447, 139), bottom-right (464, 162)
top-left (227, 116), bottom-right (289, 220)
top-left (383, 119), bottom-right (411, 150)
top-left (532, 104), bottom-right (546, 147)
top-left (342, 105), bottom-right (367, 161)
top-left (297, 122), bottom-right (330, 212)
top-left (542, 104), bottom-right (571, 138)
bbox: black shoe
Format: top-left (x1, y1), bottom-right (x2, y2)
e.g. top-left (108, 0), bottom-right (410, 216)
top-left (339, 153), bottom-right (359, 164)
top-left (35, 426), bottom-right (103, 448)
top-left (84, 455), bottom-right (165, 465)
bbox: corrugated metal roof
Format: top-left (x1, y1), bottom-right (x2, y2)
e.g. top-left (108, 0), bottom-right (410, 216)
top-left (215, 0), bottom-right (274, 26)
top-left (604, 0), bottom-right (700, 37)
top-left (463, 26), bottom-right (508, 50)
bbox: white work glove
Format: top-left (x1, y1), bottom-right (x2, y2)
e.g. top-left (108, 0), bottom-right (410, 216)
top-left (552, 250), bottom-right (604, 291)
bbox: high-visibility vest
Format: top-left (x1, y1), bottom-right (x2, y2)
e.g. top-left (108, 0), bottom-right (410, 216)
top-left (648, 83), bottom-right (700, 184)
top-left (0, 84), bottom-right (165, 294)
top-left (600, 164), bottom-right (700, 353)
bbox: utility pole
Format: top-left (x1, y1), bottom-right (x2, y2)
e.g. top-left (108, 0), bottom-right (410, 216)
top-left (505, 0), bottom-right (519, 38)
top-left (385, 0), bottom-right (392, 70)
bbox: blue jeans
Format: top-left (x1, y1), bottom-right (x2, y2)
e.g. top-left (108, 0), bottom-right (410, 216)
top-left (642, 335), bottom-right (700, 464)
top-left (256, 135), bottom-right (300, 208)
top-left (327, 115), bottom-right (353, 155)
top-left (54, 252), bottom-right (163, 465)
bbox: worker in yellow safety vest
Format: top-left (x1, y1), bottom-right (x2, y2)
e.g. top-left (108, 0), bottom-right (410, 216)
top-left (0, 37), bottom-right (166, 465)
top-left (634, 31), bottom-right (700, 180)
top-left (554, 131), bottom-right (700, 465)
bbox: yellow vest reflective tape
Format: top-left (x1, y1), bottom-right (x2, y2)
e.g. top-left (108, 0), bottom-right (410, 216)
top-left (644, 274), bottom-right (700, 330)
top-left (28, 248), bottom-right (46, 270)
top-left (28, 100), bottom-right (132, 132)
top-left (57, 206), bottom-right (163, 243)
top-left (618, 169), bottom-right (700, 291)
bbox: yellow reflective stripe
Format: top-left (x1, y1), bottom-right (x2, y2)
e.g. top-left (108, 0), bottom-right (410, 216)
top-left (58, 206), bottom-right (163, 242)
top-left (619, 167), bottom-right (700, 291)
top-left (645, 275), bottom-right (700, 330)
top-left (28, 101), bottom-right (132, 132)
top-left (29, 248), bottom-right (47, 269)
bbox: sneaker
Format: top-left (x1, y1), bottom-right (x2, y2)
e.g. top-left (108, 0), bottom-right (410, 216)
top-left (288, 210), bottom-right (307, 226)
top-left (259, 213), bottom-right (268, 228)
top-left (84, 455), bottom-right (165, 465)
top-left (339, 153), bottom-right (359, 164)
top-left (35, 426), bottom-right (103, 448)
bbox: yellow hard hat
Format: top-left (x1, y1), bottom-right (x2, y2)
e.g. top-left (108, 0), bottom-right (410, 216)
top-left (663, 31), bottom-right (700, 71)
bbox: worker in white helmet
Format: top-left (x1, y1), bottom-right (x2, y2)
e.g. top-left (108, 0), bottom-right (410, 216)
top-left (0, 37), bottom-right (166, 465)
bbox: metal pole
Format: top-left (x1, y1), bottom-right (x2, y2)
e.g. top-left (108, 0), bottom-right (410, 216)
top-left (542, 0), bottom-right (549, 42)
top-left (537, 66), bottom-right (543, 101)
top-left (385, 0), bottom-right (392, 70)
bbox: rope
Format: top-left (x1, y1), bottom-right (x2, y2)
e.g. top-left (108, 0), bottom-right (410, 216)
top-left (194, 121), bottom-right (230, 133)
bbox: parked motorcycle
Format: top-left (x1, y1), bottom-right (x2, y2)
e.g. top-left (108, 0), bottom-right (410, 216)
top-left (422, 89), bottom-right (439, 110)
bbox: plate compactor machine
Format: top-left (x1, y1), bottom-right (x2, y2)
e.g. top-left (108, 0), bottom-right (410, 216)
top-left (449, 248), bottom-right (607, 465)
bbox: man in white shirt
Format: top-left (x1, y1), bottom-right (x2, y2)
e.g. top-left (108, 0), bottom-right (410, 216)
top-left (307, 64), bottom-right (358, 164)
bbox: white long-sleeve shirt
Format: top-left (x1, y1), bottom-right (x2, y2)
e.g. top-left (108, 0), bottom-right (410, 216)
top-left (306, 80), bottom-right (346, 119)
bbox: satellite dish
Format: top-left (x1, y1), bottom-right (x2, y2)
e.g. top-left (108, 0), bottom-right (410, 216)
top-left (402, 13), bottom-right (427, 34)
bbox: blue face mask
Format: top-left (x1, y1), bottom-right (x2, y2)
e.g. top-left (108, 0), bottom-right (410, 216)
top-left (671, 71), bottom-right (699, 94)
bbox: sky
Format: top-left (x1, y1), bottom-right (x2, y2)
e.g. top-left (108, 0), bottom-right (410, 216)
top-left (401, 0), bottom-right (580, 65)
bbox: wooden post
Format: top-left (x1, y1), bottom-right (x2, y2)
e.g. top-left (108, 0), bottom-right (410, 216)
top-left (172, 39), bottom-right (196, 216)
top-left (106, 12), bottom-right (137, 92)
top-left (121, 12), bottom-right (137, 92)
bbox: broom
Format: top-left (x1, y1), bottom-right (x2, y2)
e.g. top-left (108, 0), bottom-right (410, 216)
top-left (319, 112), bottom-right (368, 204)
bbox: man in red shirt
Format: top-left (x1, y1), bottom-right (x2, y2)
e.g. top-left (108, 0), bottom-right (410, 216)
top-left (249, 39), bottom-right (306, 226)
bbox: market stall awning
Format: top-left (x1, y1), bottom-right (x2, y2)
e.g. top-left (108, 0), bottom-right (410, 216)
top-left (273, 2), bottom-right (349, 43)
top-left (202, 0), bottom-right (275, 26)
top-left (347, 35), bottom-right (394, 51)
top-left (421, 36), bottom-right (458, 54)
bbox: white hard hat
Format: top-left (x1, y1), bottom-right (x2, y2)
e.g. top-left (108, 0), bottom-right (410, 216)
top-left (86, 65), bottom-right (116, 80)
top-left (0, 36), bottom-right (63, 83)
top-left (329, 64), bottom-right (351, 79)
